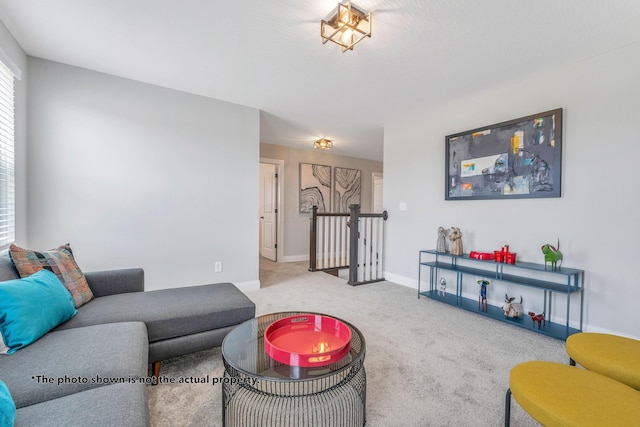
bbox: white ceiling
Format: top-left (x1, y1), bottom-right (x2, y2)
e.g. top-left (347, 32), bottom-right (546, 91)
top-left (1, 1), bottom-right (639, 162)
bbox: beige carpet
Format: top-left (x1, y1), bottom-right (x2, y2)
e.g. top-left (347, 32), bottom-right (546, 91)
top-left (257, 257), bottom-right (309, 288)
top-left (148, 264), bottom-right (566, 426)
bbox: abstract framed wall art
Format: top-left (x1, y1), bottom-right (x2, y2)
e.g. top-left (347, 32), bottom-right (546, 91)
top-left (445, 108), bottom-right (563, 200)
top-left (333, 167), bottom-right (361, 213)
top-left (299, 163), bottom-right (332, 213)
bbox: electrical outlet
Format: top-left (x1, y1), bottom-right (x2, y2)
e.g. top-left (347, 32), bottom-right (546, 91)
top-left (214, 262), bottom-right (223, 273)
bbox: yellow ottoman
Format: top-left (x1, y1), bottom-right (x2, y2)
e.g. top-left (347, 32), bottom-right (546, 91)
top-left (566, 332), bottom-right (640, 390)
top-left (506, 361), bottom-right (640, 427)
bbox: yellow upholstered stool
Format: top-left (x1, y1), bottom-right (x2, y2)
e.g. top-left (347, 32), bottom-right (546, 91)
top-left (566, 332), bottom-right (640, 390)
top-left (506, 361), bottom-right (640, 427)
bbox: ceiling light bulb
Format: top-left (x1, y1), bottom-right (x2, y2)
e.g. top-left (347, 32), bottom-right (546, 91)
top-left (341, 29), bottom-right (354, 45)
top-left (339, 8), bottom-right (350, 24)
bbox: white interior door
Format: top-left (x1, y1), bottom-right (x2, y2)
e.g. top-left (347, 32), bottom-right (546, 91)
top-left (259, 163), bottom-right (277, 261)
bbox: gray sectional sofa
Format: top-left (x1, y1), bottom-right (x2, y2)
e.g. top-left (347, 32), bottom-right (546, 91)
top-left (0, 251), bottom-right (256, 426)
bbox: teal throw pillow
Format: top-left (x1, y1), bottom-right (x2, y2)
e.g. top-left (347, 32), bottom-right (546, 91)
top-left (0, 269), bottom-right (77, 355)
top-left (0, 379), bottom-right (15, 427)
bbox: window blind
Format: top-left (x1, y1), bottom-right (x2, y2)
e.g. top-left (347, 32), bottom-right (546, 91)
top-left (0, 59), bottom-right (15, 250)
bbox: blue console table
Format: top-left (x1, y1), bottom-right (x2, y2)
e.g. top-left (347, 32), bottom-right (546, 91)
top-left (418, 250), bottom-right (584, 340)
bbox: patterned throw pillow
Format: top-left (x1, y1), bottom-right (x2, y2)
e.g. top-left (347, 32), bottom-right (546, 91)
top-left (8, 243), bottom-right (94, 308)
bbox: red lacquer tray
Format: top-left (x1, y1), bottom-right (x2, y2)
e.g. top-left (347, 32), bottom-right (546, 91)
top-left (469, 251), bottom-right (495, 260)
top-left (264, 314), bottom-right (352, 367)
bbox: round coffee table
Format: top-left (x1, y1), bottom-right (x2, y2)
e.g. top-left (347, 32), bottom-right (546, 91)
top-left (221, 311), bottom-right (366, 427)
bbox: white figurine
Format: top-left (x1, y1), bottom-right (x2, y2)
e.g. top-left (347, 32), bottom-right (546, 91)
top-left (438, 277), bottom-right (447, 297)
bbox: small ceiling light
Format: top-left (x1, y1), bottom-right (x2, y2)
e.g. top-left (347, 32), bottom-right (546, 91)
top-left (314, 138), bottom-right (333, 150)
top-left (321, 2), bottom-right (372, 53)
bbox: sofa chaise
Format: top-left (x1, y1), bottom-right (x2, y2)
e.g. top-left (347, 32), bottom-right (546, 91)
top-left (0, 247), bottom-right (256, 426)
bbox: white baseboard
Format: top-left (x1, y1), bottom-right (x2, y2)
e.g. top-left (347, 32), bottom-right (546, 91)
top-left (383, 271), bottom-right (418, 290)
top-left (234, 280), bottom-right (260, 293)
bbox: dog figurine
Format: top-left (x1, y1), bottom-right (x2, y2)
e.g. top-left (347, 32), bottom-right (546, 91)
top-left (541, 240), bottom-right (563, 270)
top-left (528, 311), bottom-right (545, 329)
top-left (438, 277), bottom-right (447, 297)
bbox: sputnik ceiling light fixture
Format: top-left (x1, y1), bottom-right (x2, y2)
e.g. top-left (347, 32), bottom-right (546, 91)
top-left (321, 2), bottom-right (372, 53)
top-left (314, 138), bottom-right (333, 150)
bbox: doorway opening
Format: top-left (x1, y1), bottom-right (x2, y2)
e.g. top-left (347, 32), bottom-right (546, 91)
top-left (372, 171), bottom-right (383, 212)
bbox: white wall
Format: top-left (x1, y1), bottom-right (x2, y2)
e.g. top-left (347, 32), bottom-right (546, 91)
top-left (260, 143), bottom-right (383, 260)
top-left (27, 58), bottom-right (260, 291)
top-left (384, 43), bottom-right (640, 338)
top-left (0, 20), bottom-right (27, 245)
